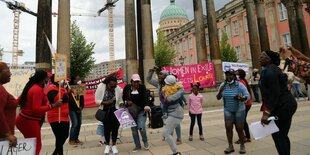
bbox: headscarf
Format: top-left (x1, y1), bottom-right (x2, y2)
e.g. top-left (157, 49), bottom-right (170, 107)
top-left (265, 50), bottom-right (281, 66)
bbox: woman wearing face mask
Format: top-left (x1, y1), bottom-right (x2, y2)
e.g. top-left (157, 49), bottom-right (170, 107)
top-left (68, 75), bottom-right (85, 145)
top-left (235, 69), bottom-right (252, 144)
top-left (216, 69), bottom-right (250, 154)
top-left (259, 50), bottom-right (297, 155)
top-left (95, 75), bottom-right (123, 154)
top-left (16, 70), bottom-right (63, 155)
top-left (46, 74), bottom-right (70, 155)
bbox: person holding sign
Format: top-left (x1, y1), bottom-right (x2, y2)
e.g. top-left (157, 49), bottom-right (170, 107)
top-left (123, 74), bottom-right (151, 152)
top-left (46, 74), bottom-right (70, 155)
top-left (16, 70), bottom-right (63, 155)
top-left (0, 62), bottom-right (18, 147)
top-left (68, 75), bottom-right (85, 145)
top-left (258, 51), bottom-right (297, 155)
top-left (95, 75), bottom-right (123, 154)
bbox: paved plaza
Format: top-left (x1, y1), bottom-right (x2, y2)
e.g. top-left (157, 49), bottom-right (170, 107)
top-left (15, 100), bottom-right (310, 155)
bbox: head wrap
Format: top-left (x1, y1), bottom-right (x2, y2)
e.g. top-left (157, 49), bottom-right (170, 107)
top-left (265, 50), bottom-right (281, 66)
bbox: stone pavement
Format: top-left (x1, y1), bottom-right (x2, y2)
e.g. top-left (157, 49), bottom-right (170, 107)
top-left (15, 100), bottom-right (310, 155)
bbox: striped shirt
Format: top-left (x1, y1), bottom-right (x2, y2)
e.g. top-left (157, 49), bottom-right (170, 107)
top-left (219, 81), bottom-right (250, 112)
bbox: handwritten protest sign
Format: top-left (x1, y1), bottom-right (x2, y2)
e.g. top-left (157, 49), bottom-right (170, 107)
top-left (3, 69), bottom-right (35, 98)
top-left (222, 62), bottom-right (249, 73)
top-left (0, 138), bottom-right (36, 155)
top-left (162, 63), bottom-right (216, 91)
top-left (54, 53), bottom-right (67, 82)
top-left (70, 85), bottom-right (86, 95)
top-left (114, 108), bottom-right (137, 129)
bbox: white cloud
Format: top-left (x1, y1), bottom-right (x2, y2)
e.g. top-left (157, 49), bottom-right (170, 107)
top-left (0, 0), bottom-right (229, 64)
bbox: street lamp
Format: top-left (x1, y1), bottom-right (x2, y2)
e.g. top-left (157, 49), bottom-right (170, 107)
top-left (179, 56), bottom-right (186, 66)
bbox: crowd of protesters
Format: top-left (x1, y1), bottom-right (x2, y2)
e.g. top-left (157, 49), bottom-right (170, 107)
top-left (0, 50), bottom-right (299, 155)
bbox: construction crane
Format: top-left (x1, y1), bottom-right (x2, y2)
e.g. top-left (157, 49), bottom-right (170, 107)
top-left (98, 0), bottom-right (119, 72)
top-left (0, 0), bottom-right (36, 68)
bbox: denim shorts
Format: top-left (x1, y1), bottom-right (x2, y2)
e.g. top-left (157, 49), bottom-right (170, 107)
top-left (224, 110), bottom-right (245, 123)
top-left (96, 123), bottom-right (104, 136)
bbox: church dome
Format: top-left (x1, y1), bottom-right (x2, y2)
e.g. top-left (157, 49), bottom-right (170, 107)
top-left (160, 0), bottom-right (188, 20)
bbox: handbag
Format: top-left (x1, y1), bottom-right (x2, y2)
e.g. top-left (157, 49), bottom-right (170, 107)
top-left (95, 109), bottom-right (107, 122)
top-left (127, 103), bottom-right (142, 119)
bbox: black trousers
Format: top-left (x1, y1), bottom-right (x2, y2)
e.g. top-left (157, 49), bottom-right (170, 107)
top-left (189, 113), bottom-right (203, 136)
top-left (50, 122), bottom-right (70, 155)
top-left (244, 105), bottom-right (251, 139)
top-left (272, 99), bottom-right (297, 155)
top-left (104, 110), bottom-right (120, 145)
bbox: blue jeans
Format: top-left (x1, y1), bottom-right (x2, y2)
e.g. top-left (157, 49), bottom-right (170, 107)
top-left (131, 111), bottom-right (148, 148)
top-left (175, 124), bottom-right (181, 140)
top-left (69, 111), bottom-right (82, 141)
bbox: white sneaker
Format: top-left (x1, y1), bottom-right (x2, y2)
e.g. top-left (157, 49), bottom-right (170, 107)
top-left (111, 145), bottom-right (118, 154)
top-left (104, 145), bottom-right (111, 154)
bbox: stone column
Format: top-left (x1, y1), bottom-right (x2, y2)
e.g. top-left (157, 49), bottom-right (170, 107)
top-left (137, 0), bottom-right (144, 83)
top-left (266, 0), bottom-right (280, 51)
top-left (141, 0), bottom-right (155, 86)
top-left (254, 0), bottom-right (270, 51)
top-left (282, 0), bottom-right (302, 52)
top-left (57, 0), bottom-right (70, 75)
top-left (36, 0), bottom-right (52, 71)
top-left (125, 0), bottom-right (138, 82)
top-left (238, 14), bottom-right (246, 61)
top-left (206, 0), bottom-right (222, 81)
top-left (295, 0), bottom-right (310, 57)
top-left (244, 0), bottom-right (261, 69)
top-left (193, 0), bottom-right (207, 63)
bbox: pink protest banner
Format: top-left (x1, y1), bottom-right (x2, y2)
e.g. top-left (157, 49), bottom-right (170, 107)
top-left (114, 108), bottom-right (137, 129)
top-left (162, 63), bottom-right (216, 91)
top-left (82, 69), bottom-right (126, 107)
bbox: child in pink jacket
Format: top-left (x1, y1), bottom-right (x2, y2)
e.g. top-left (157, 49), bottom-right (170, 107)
top-left (188, 83), bottom-right (204, 141)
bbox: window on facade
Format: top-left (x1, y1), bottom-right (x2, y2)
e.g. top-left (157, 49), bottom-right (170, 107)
top-left (278, 3), bottom-right (287, 21)
top-left (233, 20), bottom-right (238, 36)
top-left (244, 17), bottom-right (248, 32)
top-left (189, 37), bottom-right (193, 49)
top-left (183, 39), bottom-right (187, 51)
top-left (224, 24), bottom-right (230, 37)
top-left (218, 29), bottom-right (222, 41)
top-left (235, 46), bottom-right (241, 60)
top-left (205, 33), bottom-right (209, 46)
top-left (178, 42), bottom-right (182, 52)
top-left (282, 33), bottom-right (291, 48)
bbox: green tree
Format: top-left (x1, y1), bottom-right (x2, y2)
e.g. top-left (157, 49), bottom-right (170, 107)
top-left (70, 21), bottom-right (96, 79)
top-left (154, 31), bottom-right (177, 71)
top-left (220, 31), bottom-right (238, 62)
top-left (0, 46), bottom-right (3, 60)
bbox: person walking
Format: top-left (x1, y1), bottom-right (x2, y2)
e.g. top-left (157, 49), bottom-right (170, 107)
top-left (16, 70), bottom-right (63, 155)
top-left (187, 83), bottom-right (204, 141)
top-left (235, 69), bottom-right (252, 143)
top-left (123, 74), bottom-right (151, 152)
top-left (95, 75), bottom-right (123, 154)
top-left (0, 62), bottom-right (18, 147)
top-left (68, 75), bottom-right (85, 145)
top-left (259, 50), bottom-right (298, 155)
top-left (291, 75), bottom-right (305, 99)
top-left (216, 69), bottom-right (250, 154)
top-left (46, 75), bottom-right (70, 155)
top-left (147, 67), bottom-right (184, 155)
top-left (250, 68), bottom-right (260, 102)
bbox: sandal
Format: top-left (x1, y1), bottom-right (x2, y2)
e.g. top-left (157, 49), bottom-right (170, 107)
top-left (188, 136), bottom-right (193, 141)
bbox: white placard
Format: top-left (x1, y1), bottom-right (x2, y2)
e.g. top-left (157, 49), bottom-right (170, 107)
top-left (222, 62), bottom-right (249, 73)
top-left (0, 138), bottom-right (36, 155)
top-left (54, 53), bottom-right (67, 82)
top-left (249, 120), bottom-right (279, 140)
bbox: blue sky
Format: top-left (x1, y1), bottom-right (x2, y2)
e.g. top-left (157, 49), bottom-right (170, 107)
top-left (0, 0), bottom-right (230, 64)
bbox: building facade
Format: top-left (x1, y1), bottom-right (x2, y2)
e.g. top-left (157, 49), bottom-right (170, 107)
top-left (85, 59), bottom-right (126, 80)
top-left (161, 0), bottom-right (310, 67)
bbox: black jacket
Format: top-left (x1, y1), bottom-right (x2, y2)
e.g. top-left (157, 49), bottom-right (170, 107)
top-left (123, 84), bottom-right (150, 110)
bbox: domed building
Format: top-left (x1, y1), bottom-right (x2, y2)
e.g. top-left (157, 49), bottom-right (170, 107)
top-left (157, 0), bottom-right (189, 36)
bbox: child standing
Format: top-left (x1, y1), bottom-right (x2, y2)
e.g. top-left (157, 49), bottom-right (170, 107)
top-left (188, 83), bottom-right (204, 141)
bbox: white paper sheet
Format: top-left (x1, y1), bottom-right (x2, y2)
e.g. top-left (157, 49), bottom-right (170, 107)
top-left (249, 120), bottom-right (279, 140)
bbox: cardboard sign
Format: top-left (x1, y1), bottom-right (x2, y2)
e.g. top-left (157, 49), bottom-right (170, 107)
top-left (114, 108), bottom-right (137, 129)
top-left (54, 53), bottom-right (67, 82)
top-left (70, 85), bottom-right (86, 95)
top-left (0, 138), bottom-right (36, 155)
top-left (162, 63), bottom-right (216, 91)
